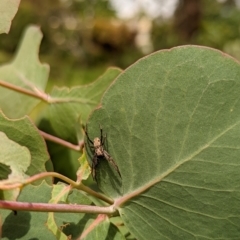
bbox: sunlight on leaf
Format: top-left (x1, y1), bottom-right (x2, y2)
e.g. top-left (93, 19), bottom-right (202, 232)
top-left (0, 131), bottom-right (30, 200)
top-left (52, 186), bottom-right (97, 239)
top-left (0, 132), bottom-right (30, 179)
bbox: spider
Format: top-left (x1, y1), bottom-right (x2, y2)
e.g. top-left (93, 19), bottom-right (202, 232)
top-left (84, 124), bottom-right (121, 181)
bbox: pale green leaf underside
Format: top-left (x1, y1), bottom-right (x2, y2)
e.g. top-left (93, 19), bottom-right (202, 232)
top-left (0, 131), bottom-right (30, 201)
top-left (0, 111), bottom-right (49, 177)
top-left (0, 25), bottom-right (49, 118)
top-left (87, 46), bottom-right (240, 239)
top-left (0, 132), bottom-right (30, 179)
top-left (0, 0), bottom-right (20, 34)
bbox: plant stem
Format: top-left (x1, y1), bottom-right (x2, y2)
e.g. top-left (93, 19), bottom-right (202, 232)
top-left (0, 172), bottom-right (113, 205)
top-left (0, 79), bottom-right (49, 102)
top-left (0, 200), bottom-right (115, 214)
top-left (79, 214), bottom-right (107, 239)
top-left (39, 130), bottom-right (84, 151)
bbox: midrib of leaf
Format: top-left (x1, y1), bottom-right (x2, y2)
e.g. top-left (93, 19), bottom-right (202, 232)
top-left (115, 119), bottom-right (240, 207)
top-left (175, 81), bottom-right (209, 164)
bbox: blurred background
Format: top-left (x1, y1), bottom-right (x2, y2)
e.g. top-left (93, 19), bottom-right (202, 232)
top-left (1, 0), bottom-right (240, 88)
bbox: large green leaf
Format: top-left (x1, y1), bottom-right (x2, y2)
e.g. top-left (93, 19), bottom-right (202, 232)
top-left (0, 0), bottom-right (20, 34)
top-left (86, 46), bottom-right (240, 239)
top-left (0, 25), bottom-right (49, 118)
top-left (0, 111), bottom-right (50, 177)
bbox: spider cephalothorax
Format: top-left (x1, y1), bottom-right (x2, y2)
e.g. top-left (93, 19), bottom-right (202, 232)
top-left (84, 125), bottom-right (121, 181)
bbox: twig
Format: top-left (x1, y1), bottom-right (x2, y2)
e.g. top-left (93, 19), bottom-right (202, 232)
top-left (0, 79), bottom-right (49, 102)
top-left (0, 201), bottom-right (115, 214)
top-left (39, 130), bottom-right (84, 152)
top-left (0, 172), bottom-right (113, 205)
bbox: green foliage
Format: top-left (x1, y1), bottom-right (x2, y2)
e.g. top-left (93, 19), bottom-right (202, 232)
top-left (0, 112), bottom-right (49, 177)
top-left (45, 67), bottom-right (122, 143)
top-left (0, 132), bottom-right (30, 179)
top-left (1, 181), bottom-right (55, 239)
top-left (0, 25), bottom-right (49, 118)
top-left (0, 2), bottom-right (240, 240)
top-left (0, 0), bottom-right (20, 34)
top-left (85, 46), bottom-right (240, 239)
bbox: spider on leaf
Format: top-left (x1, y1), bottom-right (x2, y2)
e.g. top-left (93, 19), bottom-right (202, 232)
top-left (84, 124), bottom-right (121, 181)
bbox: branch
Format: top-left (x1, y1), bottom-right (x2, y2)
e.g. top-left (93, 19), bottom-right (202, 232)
top-left (0, 172), bottom-right (113, 205)
top-left (39, 130), bottom-right (84, 152)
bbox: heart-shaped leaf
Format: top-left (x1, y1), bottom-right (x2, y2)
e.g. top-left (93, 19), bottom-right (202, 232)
top-left (86, 46), bottom-right (240, 239)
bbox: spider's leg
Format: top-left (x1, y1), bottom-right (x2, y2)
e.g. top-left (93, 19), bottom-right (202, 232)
top-left (99, 123), bottom-right (103, 144)
top-left (99, 124), bottom-right (108, 149)
top-left (103, 150), bottom-right (121, 178)
top-left (102, 133), bottom-right (107, 148)
top-left (83, 125), bottom-right (93, 145)
top-left (91, 154), bottom-right (98, 181)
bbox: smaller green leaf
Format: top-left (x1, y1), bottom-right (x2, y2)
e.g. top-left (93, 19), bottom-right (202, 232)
top-left (0, 111), bottom-right (49, 178)
top-left (49, 184), bottom-right (95, 239)
top-left (0, 131), bottom-right (30, 200)
top-left (0, 0), bottom-right (20, 34)
top-left (0, 25), bottom-right (49, 118)
top-left (44, 67), bottom-right (121, 143)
